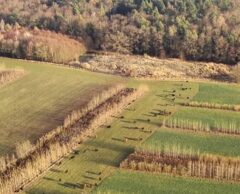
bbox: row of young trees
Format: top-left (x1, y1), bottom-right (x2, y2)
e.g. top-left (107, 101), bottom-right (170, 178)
top-left (180, 101), bottom-right (240, 111)
top-left (0, 22), bottom-right (85, 63)
top-left (0, 0), bottom-right (239, 64)
top-left (121, 144), bottom-right (240, 181)
top-left (0, 84), bottom-right (147, 194)
top-left (164, 118), bottom-right (240, 135)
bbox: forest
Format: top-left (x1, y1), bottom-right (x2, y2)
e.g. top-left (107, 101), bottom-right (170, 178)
top-left (0, 0), bottom-right (239, 64)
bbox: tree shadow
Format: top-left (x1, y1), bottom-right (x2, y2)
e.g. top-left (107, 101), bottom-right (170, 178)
top-left (88, 155), bottom-right (128, 167)
top-left (83, 175), bottom-right (98, 180)
top-left (43, 177), bottom-right (56, 182)
top-left (86, 170), bottom-right (101, 175)
top-left (85, 139), bottom-right (132, 153)
top-left (122, 126), bottom-right (139, 130)
top-left (112, 137), bottom-right (125, 142)
top-left (121, 120), bottom-right (135, 124)
top-left (50, 168), bottom-right (62, 173)
top-left (58, 182), bottom-right (82, 189)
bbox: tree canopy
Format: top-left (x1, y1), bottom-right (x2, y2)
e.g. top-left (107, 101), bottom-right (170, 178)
top-left (0, 0), bottom-right (239, 64)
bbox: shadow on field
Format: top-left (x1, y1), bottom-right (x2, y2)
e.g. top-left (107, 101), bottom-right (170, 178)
top-left (50, 168), bottom-right (62, 173)
top-left (121, 120), bottom-right (135, 124)
top-left (122, 126), bottom-right (139, 130)
top-left (26, 188), bottom-right (66, 194)
top-left (85, 139), bottom-right (133, 153)
top-left (88, 155), bottom-right (127, 167)
top-left (58, 182), bottom-right (82, 189)
top-left (112, 137), bottom-right (125, 142)
top-left (136, 118), bottom-right (161, 127)
top-left (143, 113), bottom-right (155, 117)
top-left (83, 175), bottom-right (98, 180)
top-left (85, 140), bottom-right (133, 167)
top-left (43, 177), bottom-right (56, 182)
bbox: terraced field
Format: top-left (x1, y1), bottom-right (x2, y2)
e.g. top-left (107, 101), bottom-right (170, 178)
top-left (0, 57), bottom-right (120, 155)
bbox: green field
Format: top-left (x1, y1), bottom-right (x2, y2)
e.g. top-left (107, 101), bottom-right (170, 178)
top-left (193, 83), bottom-right (240, 104)
top-left (25, 78), bottom-right (240, 194)
top-left (1, 57), bottom-right (240, 194)
top-left (143, 129), bottom-right (240, 157)
top-left (172, 83), bottom-right (240, 129)
top-left (94, 170), bottom-right (240, 194)
top-left (25, 81), bottom-right (198, 194)
top-left (0, 57), bottom-right (121, 155)
top-left (171, 107), bottom-right (240, 128)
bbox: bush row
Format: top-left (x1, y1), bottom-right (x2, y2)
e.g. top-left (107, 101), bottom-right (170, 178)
top-left (181, 101), bottom-right (240, 111)
top-left (164, 118), bottom-right (240, 135)
top-left (121, 144), bottom-right (240, 181)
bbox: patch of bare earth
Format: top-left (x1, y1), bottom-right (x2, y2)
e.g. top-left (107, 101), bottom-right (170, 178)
top-left (77, 53), bottom-right (232, 81)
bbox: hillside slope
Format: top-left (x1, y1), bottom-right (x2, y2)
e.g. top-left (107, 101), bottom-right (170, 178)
top-left (0, 0), bottom-right (239, 64)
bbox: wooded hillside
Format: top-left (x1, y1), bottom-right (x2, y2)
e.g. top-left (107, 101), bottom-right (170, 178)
top-left (0, 0), bottom-right (239, 64)
top-left (0, 26), bottom-right (85, 63)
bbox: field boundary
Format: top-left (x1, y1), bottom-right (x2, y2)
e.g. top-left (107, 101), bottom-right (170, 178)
top-left (0, 56), bottom-right (235, 84)
top-left (163, 118), bottom-right (240, 136)
top-left (180, 101), bottom-right (240, 112)
top-left (157, 127), bottom-right (240, 139)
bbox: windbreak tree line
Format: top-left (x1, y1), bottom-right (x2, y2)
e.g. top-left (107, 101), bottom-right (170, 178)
top-left (0, 0), bottom-right (239, 64)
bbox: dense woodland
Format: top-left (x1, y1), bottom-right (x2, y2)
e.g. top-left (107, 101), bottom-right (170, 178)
top-left (0, 0), bottom-right (240, 64)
